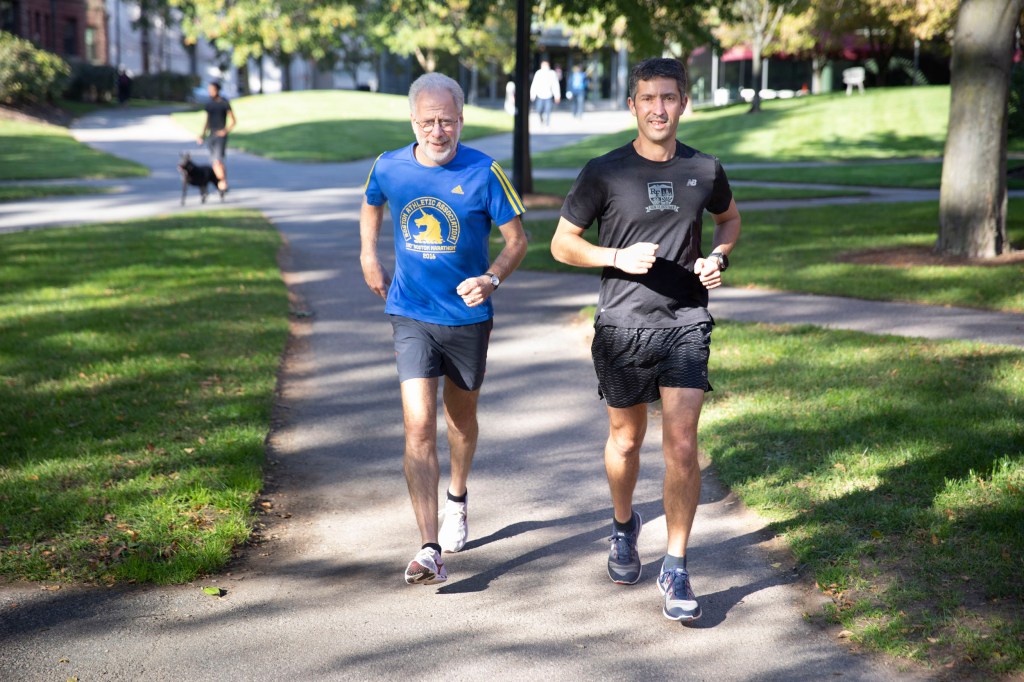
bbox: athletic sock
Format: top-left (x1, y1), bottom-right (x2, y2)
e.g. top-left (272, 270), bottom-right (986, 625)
top-left (422, 542), bottom-right (442, 555)
top-left (612, 511), bottom-right (636, 534)
top-left (447, 489), bottom-right (467, 503)
top-left (662, 553), bottom-right (687, 572)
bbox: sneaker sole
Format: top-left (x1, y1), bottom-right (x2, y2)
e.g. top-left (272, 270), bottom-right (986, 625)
top-left (663, 607), bottom-right (702, 622)
top-left (405, 571), bottom-right (448, 585)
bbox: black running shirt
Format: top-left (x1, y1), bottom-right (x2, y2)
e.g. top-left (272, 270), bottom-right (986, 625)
top-left (560, 140), bottom-right (733, 328)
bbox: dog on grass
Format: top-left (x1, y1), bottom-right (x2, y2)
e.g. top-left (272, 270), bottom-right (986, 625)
top-left (177, 152), bottom-right (224, 205)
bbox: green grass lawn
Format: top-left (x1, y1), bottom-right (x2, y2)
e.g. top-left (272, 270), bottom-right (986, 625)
top-left (534, 87), bottom-right (951, 168)
top-left (0, 210), bottom-right (289, 584)
top-left (171, 90), bottom-right (514, 163)
top-left (703, 322), bottom-right (1023, 676)
top-left (0, 184), bottom-right (117, 202)
top-left (729, 160), bottom-right (1024, 190)
top-left (0, 119), bottom-right (148, 181)
top-left (517, 199), bottom-right (1024, 312)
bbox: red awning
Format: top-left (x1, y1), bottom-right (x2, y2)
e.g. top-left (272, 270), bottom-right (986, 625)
top-left (720, 45), bottom-right (753, 62)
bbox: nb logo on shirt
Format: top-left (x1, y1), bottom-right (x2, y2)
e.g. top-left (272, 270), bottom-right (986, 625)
top-left (687, 179), bottom-right (697, 187)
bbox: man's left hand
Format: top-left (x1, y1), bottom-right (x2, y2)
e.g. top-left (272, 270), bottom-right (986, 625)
top-left (695, 257), bottom-right (723, 289)
top-left (456, 275), bottom-right (494, 307)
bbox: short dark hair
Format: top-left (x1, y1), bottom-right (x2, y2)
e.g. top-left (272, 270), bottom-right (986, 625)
top-left (628, 58), bottom-right (688, 101)
top-left (209, 81), bottom-right (222, 93)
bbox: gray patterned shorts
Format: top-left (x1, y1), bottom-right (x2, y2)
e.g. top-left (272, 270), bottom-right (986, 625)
top-left (591, 322), bottom-right (713, 408)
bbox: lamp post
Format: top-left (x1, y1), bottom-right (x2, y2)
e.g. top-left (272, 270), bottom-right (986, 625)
top-left (512, 0), bottom-right (532, 195)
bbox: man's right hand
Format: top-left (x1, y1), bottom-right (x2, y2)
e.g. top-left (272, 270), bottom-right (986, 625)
top-left (361, 259), bottom-right (391, 299)
top-left (612, 242), bottom-right (658, 274)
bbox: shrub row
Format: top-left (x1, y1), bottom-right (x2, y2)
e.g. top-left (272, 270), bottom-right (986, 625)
top-left (0, 31), bottom-right (70, 105)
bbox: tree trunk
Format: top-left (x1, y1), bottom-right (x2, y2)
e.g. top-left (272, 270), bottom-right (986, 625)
top-left (748, 42), bottom-right (763, 113)
top-left (937, 0), bottom-right (1023, 257)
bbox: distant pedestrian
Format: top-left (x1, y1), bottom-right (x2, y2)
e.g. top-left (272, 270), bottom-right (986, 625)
top-left (529, 60), bottom-right (561, 126)
top-left (196, 82), bottom-right (236, 194)
top-left (550, 57), bottom-right (741, 622)
top-left (360, 72), bottom-right (528, 586)
top-left (504, 78), bottom-right (516, 116)
top-left (116, 68), bottom-right (132, 105)
top-left (568, 65), bottom-right (588, 119)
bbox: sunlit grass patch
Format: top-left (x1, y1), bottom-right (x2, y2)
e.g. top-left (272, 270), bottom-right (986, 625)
top-left (702, 322), bottom-right (1024, 675)
top-left (0, 210), bottom-right (288, 584)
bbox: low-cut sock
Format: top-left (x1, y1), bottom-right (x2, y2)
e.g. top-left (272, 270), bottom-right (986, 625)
top-left (662, 553), bottom-right (687, 572)
top-left (447, 489), bottom-right (467, 504)
top-left (612, 511), bottom-right (637, 534)
top-left (422, 542), bottom-right (442, 555)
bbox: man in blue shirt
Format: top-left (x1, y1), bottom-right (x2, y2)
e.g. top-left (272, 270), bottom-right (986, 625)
top-left (360, 73), bottom-right (528, 585)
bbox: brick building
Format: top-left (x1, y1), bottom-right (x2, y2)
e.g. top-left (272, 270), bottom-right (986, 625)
top-left (0, 0), bottom-right (108, 64)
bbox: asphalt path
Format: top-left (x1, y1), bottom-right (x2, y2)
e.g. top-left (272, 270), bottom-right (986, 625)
top-left (0, 105), bottom-right (1014, 681)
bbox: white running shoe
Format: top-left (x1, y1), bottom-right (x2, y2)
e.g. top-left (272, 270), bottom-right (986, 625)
top-left (438, 498), bottom-right (468, 553)
top-left (404, 547), bottom-right (448, 585)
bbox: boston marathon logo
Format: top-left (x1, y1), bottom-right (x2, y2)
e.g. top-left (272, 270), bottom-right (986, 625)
top-left (646, 181), bottom-right (679, 213)
top-left (400, 197), bottom-right (461, 253)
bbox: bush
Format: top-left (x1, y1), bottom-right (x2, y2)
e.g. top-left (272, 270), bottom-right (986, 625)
top-left (1008, 65), bottom-right (1024, 141)
top-left (132, 71), bottom-right (199, 101)
top-left (0, 31), bottom-right (70, 105)
top-left (64, 60), bottom-right (118, 103)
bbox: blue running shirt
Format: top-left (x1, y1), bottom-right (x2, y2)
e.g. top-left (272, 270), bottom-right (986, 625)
top-left (365, 143), bottom-right (525, 325)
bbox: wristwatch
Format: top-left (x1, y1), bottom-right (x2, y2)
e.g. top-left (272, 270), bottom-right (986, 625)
top-left (708, 251), bottom-right (729, 272)
top-left (485, 272), bottom-right (500, 289)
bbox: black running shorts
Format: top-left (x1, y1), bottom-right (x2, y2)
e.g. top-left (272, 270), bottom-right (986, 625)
top-left (391, 315), bottom-right (493, 392)
top-left (591, 322), bottom-right (713, 408)
top-left (207, 134), bottom-right (228, 161)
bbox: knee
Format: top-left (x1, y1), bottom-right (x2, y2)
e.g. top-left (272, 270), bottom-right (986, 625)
top-left (608, 430), bottom-right (643, 458)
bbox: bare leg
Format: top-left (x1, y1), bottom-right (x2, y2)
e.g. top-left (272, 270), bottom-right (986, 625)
top-left (605, 403), bottom-right (647, 524)
top-left (659, 387), bottom-right (704, 557)
top-left (212, 159), bottom-right (228, 190)
top-left (400, 377), bottom-right (440, 545)
top-left (442, 379), bottom-right (480, 497)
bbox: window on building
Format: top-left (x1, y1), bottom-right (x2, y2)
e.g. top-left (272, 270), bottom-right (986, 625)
top-left (63, 17), bottom-right (77, 56)
top-left (85, 26), bottom-right (97, 62)
top-left (0, 0), bottom-right (19, 35)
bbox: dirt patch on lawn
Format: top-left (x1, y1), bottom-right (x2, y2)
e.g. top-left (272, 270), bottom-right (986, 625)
top-left (838, 245), bottom-right (1024, 268)
top-left (0, 103), bottom-right (74, 127)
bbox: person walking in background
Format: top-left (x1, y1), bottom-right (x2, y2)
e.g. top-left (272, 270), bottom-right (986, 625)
top-left (196, 81), bottom-right (236, 194)
top-left (116, 68), bottom-right (132, 105)
top-left (550, 57), bottom-right (741, 622)
top-left (568, 65), bottom-right (588, 119)
top-left (529, 60), bottom-right (561, 127)
top-left (360, 72), bottom-right (528, 586)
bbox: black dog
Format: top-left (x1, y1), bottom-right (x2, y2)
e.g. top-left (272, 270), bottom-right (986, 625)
top-left (177, 152), bottom-right (224, 205)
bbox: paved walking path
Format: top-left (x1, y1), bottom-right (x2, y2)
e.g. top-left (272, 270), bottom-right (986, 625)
top-left (0, 105), bottom-right (1016, 681)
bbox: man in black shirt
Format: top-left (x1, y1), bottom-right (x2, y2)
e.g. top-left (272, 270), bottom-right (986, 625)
top-left (551, 57), bottom-right (741, 622)
top-left (196, 82), bottom-right (237, 193)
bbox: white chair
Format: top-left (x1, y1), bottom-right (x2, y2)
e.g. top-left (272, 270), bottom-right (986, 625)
top-left (843, 67), bottom-right (865, 95)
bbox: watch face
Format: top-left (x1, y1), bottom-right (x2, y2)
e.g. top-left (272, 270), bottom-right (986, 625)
top-left (489, 274), bottom-right (500, 287)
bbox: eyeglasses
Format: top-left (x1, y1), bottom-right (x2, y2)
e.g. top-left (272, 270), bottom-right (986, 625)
top-left (414, 116), bottom-right (458, 133)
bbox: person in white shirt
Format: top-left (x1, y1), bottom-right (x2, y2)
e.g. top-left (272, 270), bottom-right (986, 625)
top-left (529, 60), bottom-right (561, 126)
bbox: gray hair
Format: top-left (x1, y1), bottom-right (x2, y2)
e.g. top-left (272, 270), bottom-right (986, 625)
top-left (408, 73), bottom-right (465, 113)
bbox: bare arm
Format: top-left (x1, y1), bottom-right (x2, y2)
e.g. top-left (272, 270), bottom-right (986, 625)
top-left (359, 197), bottom-right (391, 299)
top-left (220, 108), bottom-right (237, 136)
top-left (550, 216), bottom-right (658, 275)
top-left (456, 215), bottom-right (529, 307)
top-left (694, 198), bottom-right (741, 290)
top-left (197, 113), bottom-right (209, 144)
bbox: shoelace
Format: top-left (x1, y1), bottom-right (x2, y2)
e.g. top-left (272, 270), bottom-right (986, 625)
top-left (608, 532), bottom-right (635, 561)
top-left (663, 569), bottom-right (694, 599)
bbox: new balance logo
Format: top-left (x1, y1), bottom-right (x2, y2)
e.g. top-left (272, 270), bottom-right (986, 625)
top-left (451, 185), bottom-right (464, 194)
top-left (686, 179), bottom-right (697, 187)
